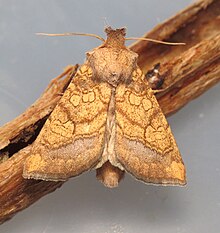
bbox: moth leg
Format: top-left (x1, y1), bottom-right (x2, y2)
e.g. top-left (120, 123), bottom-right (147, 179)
top-left (152, 81), bottom-right (181, 94)
top-left (47, 65), bottom-right (79, 91)
top-left (56, 92), bottom-right (64, 97)
top-left (145, 63), bottom-right (165, 90)
top-left (146, 63), bottom-right (182, 95)
top-left (152, 86), bottom-right (170, 94)
top-left (145, 63), bottom-right (173, 95)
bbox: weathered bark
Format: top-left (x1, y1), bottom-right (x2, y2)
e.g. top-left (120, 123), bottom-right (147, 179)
top-left (0, 0), bottom-right (219, 224)
top-left (0, 66), bottom-right (78, 223)
top-left (130, 0), bottom-right (220, 115)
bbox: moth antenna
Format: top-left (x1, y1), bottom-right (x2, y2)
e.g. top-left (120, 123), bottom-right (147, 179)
top-left (102, 17), bottom-right (110, 28)
top-left (36, 32), bottom-right (105, 42)
top-left (126, 37), bottom-right (185, 46)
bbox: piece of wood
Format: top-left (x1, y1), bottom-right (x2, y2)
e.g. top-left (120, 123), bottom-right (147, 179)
top-left (0, 0), bottom-right (219, 224)
top-left (0, 66), bottom-right (78, 223)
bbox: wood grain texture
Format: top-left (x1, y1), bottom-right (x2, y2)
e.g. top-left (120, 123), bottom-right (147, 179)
top-left (0, 0), bottom-right (219, 224)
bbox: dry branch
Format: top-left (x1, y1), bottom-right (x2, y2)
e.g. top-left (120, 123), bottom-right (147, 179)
top-left (0, 0), bottom-right (219, 224)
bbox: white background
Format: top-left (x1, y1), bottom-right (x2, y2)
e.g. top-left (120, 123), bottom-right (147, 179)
top-left (1, 1), bottom-right (220, 233)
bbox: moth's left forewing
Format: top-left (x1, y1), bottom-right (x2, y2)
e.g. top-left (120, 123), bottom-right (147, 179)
top-left (115, 68), bottom-right (186, 186)
top-left (23, 64), bottom-right (112, 181)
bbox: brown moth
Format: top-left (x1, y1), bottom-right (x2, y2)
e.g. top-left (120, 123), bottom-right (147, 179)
top-left (23, 27), bottom-right (186, 188)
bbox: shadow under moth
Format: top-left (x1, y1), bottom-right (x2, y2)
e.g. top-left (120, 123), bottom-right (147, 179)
top-left (23, 27), bottom-right (186, 188)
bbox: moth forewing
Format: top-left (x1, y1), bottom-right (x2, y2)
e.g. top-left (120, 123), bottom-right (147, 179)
top-left (23, 65), bottom-right (112, 181)
top-left (115, 69), bottom-right (186, 186)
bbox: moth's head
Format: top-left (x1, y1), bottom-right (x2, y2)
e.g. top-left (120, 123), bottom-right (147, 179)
top-left (104, 27), bottom-right (126, 48)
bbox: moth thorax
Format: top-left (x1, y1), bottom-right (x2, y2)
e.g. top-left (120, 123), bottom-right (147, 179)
top-left (87, 48), bottom-right (138, 87)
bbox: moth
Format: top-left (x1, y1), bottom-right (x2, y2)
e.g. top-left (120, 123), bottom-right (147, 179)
top-left (23, 27), bottom-right (186, 188)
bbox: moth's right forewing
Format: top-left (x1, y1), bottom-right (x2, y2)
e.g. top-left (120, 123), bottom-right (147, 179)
top-left (115, 69), bottom-right (186, 186)
top-left (23, 65), bottom-right (112, 181)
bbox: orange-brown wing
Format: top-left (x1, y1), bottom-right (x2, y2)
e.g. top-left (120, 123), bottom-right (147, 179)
top-left (115, 68), bottom-right (186, 185)
top-left (23, 64), bottom-right (112, 181)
